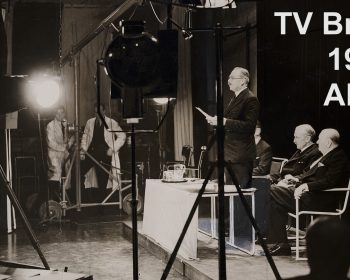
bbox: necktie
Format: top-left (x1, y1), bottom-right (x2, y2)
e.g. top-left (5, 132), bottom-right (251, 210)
top-left (61, 122), bottom-right (66, 141)
top-left (291, 149), bottom-right (301, 159)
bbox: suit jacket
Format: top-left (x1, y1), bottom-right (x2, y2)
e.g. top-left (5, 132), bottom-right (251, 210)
top-left (297, 147), bottom-right (349, 210)
top-left (299, 147), bottom-right (349, 191)
top-left (224, 88), bottom-right (259, 163)
top-left (253, 139), bottom-right (272, 176)
top-left (281, 144), bottom-right (321, 177)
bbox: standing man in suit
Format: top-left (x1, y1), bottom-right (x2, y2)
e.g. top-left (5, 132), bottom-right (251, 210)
top-left (267, 129), bottom-right (350, 256)
top-left (207, 67), bottom-right (259, 188)
top-left (253, 121), bottom-right (272, 176)
top-left (270, 124), bottom-right (321, 183)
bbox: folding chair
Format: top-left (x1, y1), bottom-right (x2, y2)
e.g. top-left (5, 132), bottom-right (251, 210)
top-left (270, 157), bottom-right (288, 176)
top-left (288, 179), bottom-right (350, 260)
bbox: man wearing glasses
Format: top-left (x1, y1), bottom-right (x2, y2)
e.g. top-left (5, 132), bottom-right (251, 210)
top-left (207, 67), bottom-right (259, 188)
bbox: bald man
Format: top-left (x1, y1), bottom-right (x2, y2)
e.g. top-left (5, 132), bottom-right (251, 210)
top-left (267, 129), bottom-right (349, 256)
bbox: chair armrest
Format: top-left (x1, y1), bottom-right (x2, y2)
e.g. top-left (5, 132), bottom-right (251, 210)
top-left (252, 175), bottom-right (270, 179)
top-left (323, 188), bottom-right (350, 192)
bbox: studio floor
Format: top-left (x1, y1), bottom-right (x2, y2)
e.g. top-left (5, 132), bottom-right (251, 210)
top-left (0, 210), bottom-right (310, 280)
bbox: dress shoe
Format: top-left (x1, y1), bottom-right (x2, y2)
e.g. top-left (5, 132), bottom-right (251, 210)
top-left (268, 243), bottom-right (291, 256)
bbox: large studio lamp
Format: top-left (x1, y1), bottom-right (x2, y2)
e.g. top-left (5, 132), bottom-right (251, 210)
top-left (105, 20), bottom-right (160, 89)
top-left (103, 20), bottom-right (161, 280)
top-left (104, 21), bottom-right (160, 119)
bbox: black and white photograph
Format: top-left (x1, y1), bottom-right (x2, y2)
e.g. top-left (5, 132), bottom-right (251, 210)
top-left (1, 0), bottom-right (350, 279)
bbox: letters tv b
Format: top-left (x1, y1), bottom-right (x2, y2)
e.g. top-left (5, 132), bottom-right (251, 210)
top-left (111, 29), bottom-right (178, 99)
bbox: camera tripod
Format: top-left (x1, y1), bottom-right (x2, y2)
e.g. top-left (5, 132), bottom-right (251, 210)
top-left (0, 162), bottom-right (50, 269)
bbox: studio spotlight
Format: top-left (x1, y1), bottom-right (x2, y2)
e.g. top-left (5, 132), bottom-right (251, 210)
top-left (27, 76), bottom-right (61, 109)
top-left (104, 20), bottom-right (160, 88)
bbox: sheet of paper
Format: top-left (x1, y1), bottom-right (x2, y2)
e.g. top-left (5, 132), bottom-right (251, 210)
top-left (195, 107), bottom-right (212, 119)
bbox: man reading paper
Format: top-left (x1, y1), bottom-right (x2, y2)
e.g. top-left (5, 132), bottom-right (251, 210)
top-left (206, 66), bottom-right (259, 188)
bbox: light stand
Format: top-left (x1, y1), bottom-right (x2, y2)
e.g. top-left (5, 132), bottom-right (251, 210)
top-left (155, 105), bottom-right (166, 176)
top-left (215, 24), bottom-right (227, 278)
top-left (130, 122), bottom-right (139, 280)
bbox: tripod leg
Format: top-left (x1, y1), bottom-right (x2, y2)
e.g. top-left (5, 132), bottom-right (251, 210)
top-left (161, 164), bottom-right (215, 280)
top-left (0, 165), bottom-right (50, 270)
top-left (225, 164), bottom-right (281, 280)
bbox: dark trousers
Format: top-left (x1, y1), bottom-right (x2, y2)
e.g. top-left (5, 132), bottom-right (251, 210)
top-left (225, 161), bottom-right (253, 189)
top-left (222, 161), bottom-right (253, 235)
top-left (267, 185), bottom-right (296, 244)
top-left (267, 185), bottom-right (339, 244)
top-left (48, 180), bottom-right (60, 201)
top-left (81, 149), bottom-right (111, 189)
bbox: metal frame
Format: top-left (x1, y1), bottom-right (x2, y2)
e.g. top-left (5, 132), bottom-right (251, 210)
top-left (201, 186), bottom-right (256, 255)
top-left (59, 149), bottom-right (136, 215)
top-left (271, 157), bottom-right (288, 174)
top-left (288, 182), bottom-right (350, 260)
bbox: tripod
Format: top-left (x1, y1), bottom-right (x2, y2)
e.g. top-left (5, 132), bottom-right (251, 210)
top-left (0, 163), bottom-right (50, 270)
top-left (160, 24), bottom-right (282, 280)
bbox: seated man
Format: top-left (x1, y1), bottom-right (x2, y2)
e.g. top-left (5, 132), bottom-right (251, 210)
top-left (270, 124), bottom-right (321, 183)
top-left (253, 122), bottom-right (272, 176)
top-left (267, 129), bottom-right (349, 256)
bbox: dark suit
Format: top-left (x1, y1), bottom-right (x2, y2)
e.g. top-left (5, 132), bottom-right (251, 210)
top-left (224, 88), bottom-right (259, 187)
top-left (268, 147), bottom-right (349, 244)
top-left (270, 144), bottom-right (321, 183)
top-left (253, 139), bottom-right (272, 176)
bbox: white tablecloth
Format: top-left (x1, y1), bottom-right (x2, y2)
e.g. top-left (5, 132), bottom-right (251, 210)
top-left (142, 179), bottom-right (256, 259)
top-left (143, 179), bottom-right (215, 259)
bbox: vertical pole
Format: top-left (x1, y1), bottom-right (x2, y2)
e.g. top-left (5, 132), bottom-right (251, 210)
top-left (5, 129), bottom-right (13, 233)
top-left (215, 23), bottom-right (227, 280)
top-left (245, 24), bottom-right (251, 70)
top-left (131, 124), bottom-right (139, 280)
top-left (73, 56), bottom-right (81, 210)
top-left (166, 1), bottom-right (172, 30)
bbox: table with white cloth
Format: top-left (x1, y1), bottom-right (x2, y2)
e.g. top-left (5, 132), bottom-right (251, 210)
top-left (142, 179), bottom-right (256, 259)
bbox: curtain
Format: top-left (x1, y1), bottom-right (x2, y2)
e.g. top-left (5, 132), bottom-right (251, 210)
top-left (172, 8), bottom-right (194, 162)
top-left (61, 5), bottom-right (116, 125)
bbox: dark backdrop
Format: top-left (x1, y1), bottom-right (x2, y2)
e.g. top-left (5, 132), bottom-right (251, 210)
top-left (258, 0), bottom-right (350, 158)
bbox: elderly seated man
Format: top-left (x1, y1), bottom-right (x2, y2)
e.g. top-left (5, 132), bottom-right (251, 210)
top-left (270, 124), bottom-right (321, 183)
top-left (267, 129), bottom-right (349, 256)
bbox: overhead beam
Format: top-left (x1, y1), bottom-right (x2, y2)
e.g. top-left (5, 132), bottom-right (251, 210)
top-left (61, 0), bottom-right (142, 65)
